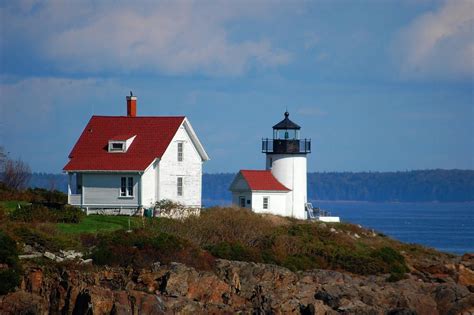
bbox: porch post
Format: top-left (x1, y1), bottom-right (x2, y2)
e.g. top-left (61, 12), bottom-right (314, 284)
top-left (67, 173), bottom-right (72, 204)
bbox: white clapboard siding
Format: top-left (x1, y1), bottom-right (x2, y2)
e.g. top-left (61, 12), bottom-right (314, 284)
top-left (250, 192), bottom-right (288, 217)
top-left (140, 159), bottom-right (158, 208)
top-left (158, 124), bottom-right (203, 208)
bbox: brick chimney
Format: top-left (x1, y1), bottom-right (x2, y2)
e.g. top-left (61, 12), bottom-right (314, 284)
top-left (126, 92), bottom-right (137, 117)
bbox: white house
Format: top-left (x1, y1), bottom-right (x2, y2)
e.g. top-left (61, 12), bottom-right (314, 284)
top-left (63, 94), bottom-right (209, 215)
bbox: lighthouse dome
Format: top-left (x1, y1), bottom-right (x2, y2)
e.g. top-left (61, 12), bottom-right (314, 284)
top-left (272, 111), bottom-right (301, 130)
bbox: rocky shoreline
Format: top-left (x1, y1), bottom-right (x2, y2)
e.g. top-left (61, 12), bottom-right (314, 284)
top-left (1, 254), bottom-right (473, 315)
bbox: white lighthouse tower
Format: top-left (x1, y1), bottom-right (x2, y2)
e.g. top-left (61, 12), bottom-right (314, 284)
top-left (262, 111), bottom-right (311, 219)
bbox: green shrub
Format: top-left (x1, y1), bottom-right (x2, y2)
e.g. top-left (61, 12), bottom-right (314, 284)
top-left (332, 249), bottom-right (383, 275)
top-left (0, 205), bottom-right (7, 221)
top-left (56, 206), bottom-right (85, 223)
top-left (160, 207), bottom-right (273, 247)
top-left (373, 246), bottom-right (404, 264)
top-left (12, 225), bottom-right (77, 252)
top-left (90, 229), bottom-right (214, 270)
top-left (283, 255), bottom-right (318, 271)
top-left (149, 233), bottom-right (185, 252)
top-left (26, 188), bottom-right (67, 206)
top-left (0, 269), bottom-right (20, 295)
top-left (387, 271), bottom-right (407, 282)
top-left (0, 230), bottom-right (21, 295)
top-left (9, 204), bottom-right (51, 222)
top-left (372, 246), bottom-right (409, 275)
top-left (9, 204), bottom-right (84, 224)
top-left (206, 242), bottom-right (261, 262)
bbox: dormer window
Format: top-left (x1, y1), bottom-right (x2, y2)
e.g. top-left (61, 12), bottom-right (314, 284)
top-left (108, 135), bottom-right (136, 153)
top-left (110, 142), bottom-right (125, 152)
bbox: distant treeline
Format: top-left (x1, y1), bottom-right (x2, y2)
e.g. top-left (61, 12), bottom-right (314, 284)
top-left (307, 170), bottom-right (474, 202)
top-left (203, 170), bottom-right (474, 203)
top-left (29, 170), bottom-right (474, 203)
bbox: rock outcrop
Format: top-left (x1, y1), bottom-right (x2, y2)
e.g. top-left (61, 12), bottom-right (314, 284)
top-left (1, 257), bottom-right (473, 315)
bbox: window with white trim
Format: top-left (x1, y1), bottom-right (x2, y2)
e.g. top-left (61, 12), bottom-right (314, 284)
top-left (177, 177), bottom-right (183, 196)
top-left (109, 142), bottom-right (125, 152)
top-left (263, 197), bottom-right (269, 210)
top-left (120, 177), bottom-right (134, 197)
top-left (177, 142), bottom-right (184, 161)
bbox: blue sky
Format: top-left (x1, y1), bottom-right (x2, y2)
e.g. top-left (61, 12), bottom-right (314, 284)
top-left (1, 0), bottom-right (473, 173)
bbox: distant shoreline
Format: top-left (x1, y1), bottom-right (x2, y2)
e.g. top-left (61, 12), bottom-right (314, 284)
top-left (28, 169), bottom-right (474, 203)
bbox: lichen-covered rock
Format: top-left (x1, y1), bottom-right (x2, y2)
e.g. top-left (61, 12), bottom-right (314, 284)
top-left (1, 258), bottom-right (473, 314)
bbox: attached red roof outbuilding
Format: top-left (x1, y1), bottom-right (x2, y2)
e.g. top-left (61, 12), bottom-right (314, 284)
top-left (239, 170), bottom-right (290, 191)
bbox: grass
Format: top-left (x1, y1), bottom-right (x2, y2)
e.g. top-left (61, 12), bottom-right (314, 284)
top-left (57, 215), bottom-right (143, 234)
top-left (0, 200), bottom-right (31, 212)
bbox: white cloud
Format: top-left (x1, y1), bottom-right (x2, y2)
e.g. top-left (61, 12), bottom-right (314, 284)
top-left (0, 77), bottom-right (122, 129)
top-left (1, 1), bottom-right (291, 76)
top-left (0, 76), bottom-right (126, 171)
top-left (393, 0), bottom-right (474, 80)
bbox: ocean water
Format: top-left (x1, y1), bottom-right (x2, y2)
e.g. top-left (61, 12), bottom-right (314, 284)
top-left (204, 199), bottom-right (474, 255)
top-left (311, 201), bottom-right (474, 255)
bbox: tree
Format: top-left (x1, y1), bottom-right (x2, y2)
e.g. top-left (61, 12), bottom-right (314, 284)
top-left (0, 147), bottom-right (31, 190)
top-left (0, 146), bottom-right (6, 172)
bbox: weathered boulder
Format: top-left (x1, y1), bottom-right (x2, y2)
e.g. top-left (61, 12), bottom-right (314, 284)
top-left (458, 264), bottom-right (474, 287)
top-left (0, 291), bottom-right (47, 315)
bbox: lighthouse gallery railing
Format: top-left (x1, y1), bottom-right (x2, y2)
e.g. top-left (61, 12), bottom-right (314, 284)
top-left (262, 138), bottom-right (311, 154)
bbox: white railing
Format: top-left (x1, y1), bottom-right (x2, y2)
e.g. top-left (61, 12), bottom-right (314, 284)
top-left (69, 194), bottom-right (81, 205)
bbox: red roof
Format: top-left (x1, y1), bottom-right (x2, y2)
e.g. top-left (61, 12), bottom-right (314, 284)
top-left (109, 133), bottom-right (136, 141)
top-left (63, 116), bottom-right (185, 171)
top-left (240, 170), bottom-right (290, 191)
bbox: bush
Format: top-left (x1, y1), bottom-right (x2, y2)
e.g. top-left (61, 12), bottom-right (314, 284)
top-left (174, 207), bottom-right (273, 247)
top-left (387, 271), bottom-right (407, 282)
top-left (9, 204), bottom-right (84, 223)
top-left (56, 206), bottom-right (85, 223)
top-left (0, 205), bottom-right (7, 221)
top-left (283, 255), bottom-right (318, 271)
top-left (12, 225), bottom-right (78, 252)
top-left (0, 269), bottom-right (20, 295)
top-left (372, 246), bottom-right (409, 280)
top-left (147, 208), bottom-right (411, 275)
top-left (90, 229), bottom-right (214, 270)
top-left (26, 188), bottom-right (67, 207)
top-left (154, 199), bottom-right (199, 219)
top-left (206, 242), bottom-right (261, 262)
top-left (0, 230), bottom-right (21, 295)
top-left (332, 249), bottom-right (383, 275)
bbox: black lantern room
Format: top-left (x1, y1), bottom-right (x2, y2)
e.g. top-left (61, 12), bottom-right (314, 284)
top-left (262, 111), bottom-right (311, 154)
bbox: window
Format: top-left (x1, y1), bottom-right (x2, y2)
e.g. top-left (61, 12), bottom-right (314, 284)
top-left (269, 157), bottom-right (273, 168)
top-left (177, 177), bottom-right (183, 196)
top-left (263, 197), bottom-right (269, 210)
top-left (110, 142), bottom-right (125, 152)
top-left (127, 177), bottom-right (133, 196)
top-left (120, 177), bottom-right (134, 197)
top-left (177, 142), bottom-right (183, 161)
top-left (239, 196), bottom-right (246, 208)
top-left (120, 177), bottom-right (127, 196)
